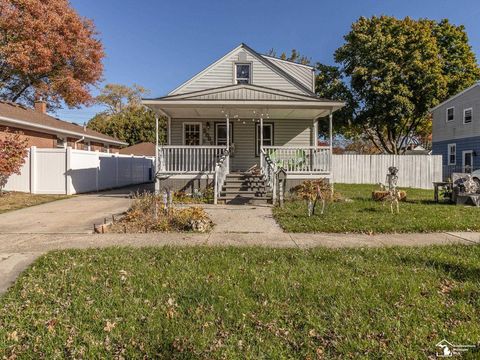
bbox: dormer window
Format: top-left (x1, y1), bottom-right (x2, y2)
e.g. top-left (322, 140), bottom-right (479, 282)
top-left (236, 63), bottom-right (251, 84)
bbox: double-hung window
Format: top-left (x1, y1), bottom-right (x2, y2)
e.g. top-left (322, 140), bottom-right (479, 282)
top-left (446, 107), bottom-right (454, 122)
top-left (464, 108), bottom-right (473, 124)
top-left (235, 63), bottom-right (251, 84)
top-left (183, 123), bottom-right (202, 145)
top-left (448, 143), bottom-right (456, 165)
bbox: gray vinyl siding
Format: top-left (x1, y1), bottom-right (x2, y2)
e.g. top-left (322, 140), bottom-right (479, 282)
top-left (170, 48), bottom-right (310, 96)
top-left (432, 85), bottom-right (480, 142)
top-left (180, 87), bottom-right (307, 101)
top-left (262, 56), bottom-right (314, 92)
top-left (170, 118), bottom-right (312, 171)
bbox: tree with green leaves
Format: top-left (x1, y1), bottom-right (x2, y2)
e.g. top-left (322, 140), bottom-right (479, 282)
top-left (316, 16), bottom-right (480, 154)
top-left (87, 84), bottom-right (166, 146)
top-left (267, 49), bottom-right (311, 65)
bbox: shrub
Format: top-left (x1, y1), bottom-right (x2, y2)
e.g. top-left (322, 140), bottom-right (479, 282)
top-left (109, 193), bottom-right (213, 233)
top-left (0, 129), bottom-right (28, 195)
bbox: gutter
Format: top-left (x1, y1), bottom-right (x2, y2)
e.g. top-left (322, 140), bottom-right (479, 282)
top-left (74, 136), bottom-right (85, 150)
top-left (0, 115), bottom-right (128, 146)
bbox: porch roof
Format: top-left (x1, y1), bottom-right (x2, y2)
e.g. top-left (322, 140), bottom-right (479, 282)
top-left (143, 84), bottom-right (344, 120)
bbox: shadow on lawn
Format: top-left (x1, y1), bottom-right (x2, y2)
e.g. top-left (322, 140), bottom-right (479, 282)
top-left (399, 254), bottom-right (480, 283)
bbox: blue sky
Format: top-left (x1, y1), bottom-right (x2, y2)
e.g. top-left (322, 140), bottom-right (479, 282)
top-left (56, 0), bottom-right (480, 123)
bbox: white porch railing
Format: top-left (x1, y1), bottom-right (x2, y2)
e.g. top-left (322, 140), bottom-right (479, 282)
top-left (260, 149), bottom-right (277, 204)
top-left (263, 146), bottom-right (331, 174)
top-left (214, 151), bottom-right (230, 204)
top-left (157, 146), bottom-right (227, 173)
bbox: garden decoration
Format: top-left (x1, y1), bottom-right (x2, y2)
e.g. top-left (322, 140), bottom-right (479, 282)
top-left (452, 173), bottom-right (480, 206)
top-left (295, 179), bottom-right (332, 216)
top-left (372, 166), bottom-right (403, 214)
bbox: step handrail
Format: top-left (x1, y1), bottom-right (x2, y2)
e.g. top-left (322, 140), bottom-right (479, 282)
top-left (214, 150), bottom-right (230, 204)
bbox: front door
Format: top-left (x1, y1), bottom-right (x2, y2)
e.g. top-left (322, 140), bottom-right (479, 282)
top-left (463, 150), bottom-right (473, 173)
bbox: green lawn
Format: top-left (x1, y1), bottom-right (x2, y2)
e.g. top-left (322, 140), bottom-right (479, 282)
top-left (0, 192), bottom-right (69, 214)
top-left (273, 183), bottom-right (480, 233)
top-left (1, 246), bottom-right (480, 358)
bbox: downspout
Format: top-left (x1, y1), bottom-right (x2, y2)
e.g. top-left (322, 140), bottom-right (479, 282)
top-left (74, 136), bottom-right (85, 150)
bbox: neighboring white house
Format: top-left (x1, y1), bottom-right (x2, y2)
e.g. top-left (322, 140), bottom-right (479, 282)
top-left (143, 43), bottom-right (344, 204)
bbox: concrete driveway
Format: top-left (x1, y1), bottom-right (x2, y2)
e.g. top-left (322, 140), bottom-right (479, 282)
top-left (0, 184), bottom-right (153, 234)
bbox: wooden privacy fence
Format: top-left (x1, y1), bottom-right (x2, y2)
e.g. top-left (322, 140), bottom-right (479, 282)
top-left (331, 154), bottom-right (442, 189)
top-left (5, 147), bottom-right (154, 195)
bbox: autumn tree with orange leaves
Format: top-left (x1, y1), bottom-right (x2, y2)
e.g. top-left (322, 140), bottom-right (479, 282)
top-left (0, 129), bottom-right (28, 195)
top-left (0, 0), bottom-right (105, 110)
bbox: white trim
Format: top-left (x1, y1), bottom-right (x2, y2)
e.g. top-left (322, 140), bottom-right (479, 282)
top-left (463, 107), bottom-right (473, 124)
top-left (446, 107), bottom-right (454, 122)
top-left (448, 143), bottom-right (456, 165)
top-left (0, 115), bottom-right (128, 146)
top-left (169, 44), bottom-right (244, 95)
top-left (143, 99), bottom-right (345, 109)
top-left (462, 150), bottom-right (473, 171)
top-left (430, 82), bottom-right (479, 112)
top-left (182, 122), bottom-right (202, 145)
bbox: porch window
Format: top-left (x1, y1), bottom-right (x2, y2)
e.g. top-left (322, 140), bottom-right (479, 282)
top-left (215, 122), bottom-right (233, 146)
top-left (255, 123), bottom-right (273, 156)
top-left (183, 122), bottom-right (202, 145)
top-left (236, 63), bottom-right (251, 84)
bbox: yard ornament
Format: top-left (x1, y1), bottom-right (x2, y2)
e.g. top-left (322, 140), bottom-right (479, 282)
top-left (380, 166), bottom-right (401, 214)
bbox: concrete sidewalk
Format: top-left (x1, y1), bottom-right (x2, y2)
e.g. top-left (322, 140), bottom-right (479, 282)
top-left (0, 231), bottom-right (479, 295)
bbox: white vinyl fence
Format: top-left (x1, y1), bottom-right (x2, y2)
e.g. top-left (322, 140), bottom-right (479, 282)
top-left (5, 147), bottom-right (154, 195)
top-left (332, 154), bottom-right (442, 189)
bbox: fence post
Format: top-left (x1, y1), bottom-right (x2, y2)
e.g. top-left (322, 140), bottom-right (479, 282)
top-left (65, 146), bottom-right (72, 195)
top-left (115, 153), bottom-right (119, 188)
top-left (29, 146), bottom-right (36, 194)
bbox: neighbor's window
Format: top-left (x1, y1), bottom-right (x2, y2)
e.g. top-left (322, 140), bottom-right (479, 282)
top-left (236, 63), bottom-right (251, 84)
top-left (448, 143), bottom-right (456, 165)
top-left (446, 107), bottom-right (454, 122)
top-left (183, 123), bottom-right (201, 145)
top-left (56, 137), bottom-right (66, 148)
top-left (464, 108), bottom-right (473, 124)
top-left (255, 123), bottom-right (273, 156)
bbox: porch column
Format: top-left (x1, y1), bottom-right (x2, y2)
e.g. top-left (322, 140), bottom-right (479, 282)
top-left (226, 114), bottom-right (230, 172)
top-left (260, 115), bottom-right (264, 168)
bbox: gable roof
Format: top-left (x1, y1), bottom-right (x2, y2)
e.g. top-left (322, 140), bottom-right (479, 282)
top-left (430, 82), bottom-right (480, 112)
top-left (169, 43), bottom-right (315, 96)
top-left (0, 101), bottom-right (127, 146)
top-left (154, 84), bottom-right (329, 102)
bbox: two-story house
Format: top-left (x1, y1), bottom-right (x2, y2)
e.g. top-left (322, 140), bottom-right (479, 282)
top-left (431, 82), bottom-right (480, 177)
top-left (143, 43), bottom-right (344, 204)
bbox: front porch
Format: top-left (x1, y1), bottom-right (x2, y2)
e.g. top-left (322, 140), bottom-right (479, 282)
top-left (143, 84), bottom-right (344, 203)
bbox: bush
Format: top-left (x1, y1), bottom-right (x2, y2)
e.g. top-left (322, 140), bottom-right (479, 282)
top-left (109, 193), bottom-right (213, 233)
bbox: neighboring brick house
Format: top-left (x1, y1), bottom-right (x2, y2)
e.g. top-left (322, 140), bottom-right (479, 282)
top-left (0, 100), bottom-right (127, 151)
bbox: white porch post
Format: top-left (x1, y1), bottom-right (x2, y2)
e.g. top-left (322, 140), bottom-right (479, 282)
top-left (226, 114), bottom-right (230, 173)
top-left (260, 115), bottom-right (264, 168)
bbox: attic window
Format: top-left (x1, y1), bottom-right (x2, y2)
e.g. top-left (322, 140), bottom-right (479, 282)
top-left (236, 63), bottom-right (251, 84)
top-left (464, 108), bottom-right (473, 124)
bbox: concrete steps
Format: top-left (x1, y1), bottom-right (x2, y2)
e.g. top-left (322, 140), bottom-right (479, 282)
top-left (217, 172), bottom-right (272, 205)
